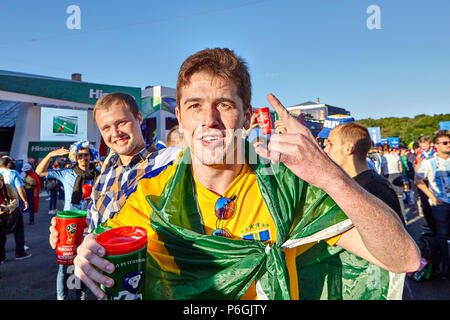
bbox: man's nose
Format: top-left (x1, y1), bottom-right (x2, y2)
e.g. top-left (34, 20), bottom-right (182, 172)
top-left (111, 125), bottom-right (122, 137)
top-left (202, 107), bottom-right (221, 128)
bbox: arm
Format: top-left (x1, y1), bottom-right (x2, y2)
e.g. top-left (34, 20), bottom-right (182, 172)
top-left (414, 160), bottom-right (442, 206)
top-left (16, 186), bottom-right (28, 210)
top-left (415, 176), bottom-right (442, 206)
top-left (242, 112), bottom-right (260, 138)
top-left (255, 94), bottom-right (420, 273)
top-left (10, 173), bottom-right (28, 211)
top-left (35, 148), bottom-right (69, 177)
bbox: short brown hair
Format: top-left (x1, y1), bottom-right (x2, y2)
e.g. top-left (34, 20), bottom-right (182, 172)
top-left (433, 130), bottom-right (450, 144)
top-left (93, 92), bottom-right (140, 123)
top-left (176, 48), bottom-right (251, 110)
top-left (418, 135), bottom-right (431, 144)
top-left (166, 125), bottom-right (184, 147)
top-left (335, 122), bottom-right (372, 161)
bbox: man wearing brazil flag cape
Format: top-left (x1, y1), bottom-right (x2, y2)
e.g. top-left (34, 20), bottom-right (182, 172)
top-left (74, 48), bottom-right (420, 300)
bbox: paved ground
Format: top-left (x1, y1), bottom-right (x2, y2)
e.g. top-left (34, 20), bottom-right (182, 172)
top-left (0, 192), bottom-right (449, 300)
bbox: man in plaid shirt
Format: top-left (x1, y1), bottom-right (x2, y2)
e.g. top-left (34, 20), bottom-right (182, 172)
top-left (50, 92), bottom-right (182, 241)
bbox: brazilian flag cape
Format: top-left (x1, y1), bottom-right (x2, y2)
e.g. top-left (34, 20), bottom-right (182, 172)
top-left (98, 142), bottom-right (405, 300)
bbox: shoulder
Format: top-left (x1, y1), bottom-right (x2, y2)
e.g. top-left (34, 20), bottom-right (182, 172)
top-left (125, 155), bottom-right (180, 203)
top-left (355, 170), bottom-right (395, 193)
top-left (48, 168), bottom-right (75, 180)
top-left (139, 146), bottom-right (183, 178)
top-left (7, 169), bottom-right (19, 178)
top-left (148, 146), bottom-right (183, 165)
top-left (357, 172), bottom-right (401, 209)
top-left (417, 157), bottom-right (433, 172)
top-left (8, 170), bottom-right (24, 185)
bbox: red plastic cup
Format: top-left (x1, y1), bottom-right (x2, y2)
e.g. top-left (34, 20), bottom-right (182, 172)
top-left (97, 226), bottom-right (148, 300)
top-left (55, 210), bottom-right (87, 265)
top-left (82, 184), bottom-right (93, 200)
top-left (255, 108), bottom-right (272, 134)
top-left (97, 226), bottom-right (148, 256)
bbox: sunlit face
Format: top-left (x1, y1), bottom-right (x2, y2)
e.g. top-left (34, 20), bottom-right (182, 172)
top-left (95, 102), bottom-right (144, 157)
top-left (176, 72), bottom-right (251, 167)
top-left (324, 127), bottom-right (347, 167)
top-left (419, 141), bottom-right (431, 152)
top-left (75, 148), bottom-right (91, 168)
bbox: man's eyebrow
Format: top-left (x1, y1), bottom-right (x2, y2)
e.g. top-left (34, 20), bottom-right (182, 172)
top-left (183, 97), bottom-right (202, 106)
top-left (99, 117), bottom-right (128, 129)
top-left (216, 97), bottom-right (237, 105)
top-left (182, 97), bottom-right (237, 106)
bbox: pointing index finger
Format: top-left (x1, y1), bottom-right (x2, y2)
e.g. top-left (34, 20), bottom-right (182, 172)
top-left (267, 93), bottom-right (292, 122)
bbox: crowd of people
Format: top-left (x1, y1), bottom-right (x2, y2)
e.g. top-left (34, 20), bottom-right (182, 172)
top-left (0, 48), bottom-right (448, 300)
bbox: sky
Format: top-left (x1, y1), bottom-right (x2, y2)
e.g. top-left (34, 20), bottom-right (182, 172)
top-left (0, 0), bottom-right (449, 120)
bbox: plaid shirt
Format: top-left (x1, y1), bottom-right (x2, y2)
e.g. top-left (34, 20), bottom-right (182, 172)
top-left (86, 145), bottom-right (182, 232)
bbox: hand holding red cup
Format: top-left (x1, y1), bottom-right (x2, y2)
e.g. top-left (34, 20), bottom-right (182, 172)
top-left (254, 107), bottom-right (272, 135)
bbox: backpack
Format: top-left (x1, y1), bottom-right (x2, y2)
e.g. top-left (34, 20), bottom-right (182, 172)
top-left (46, 178), bottom-right (58, 191)
top-left (415, 235), bottom-right (447, 280)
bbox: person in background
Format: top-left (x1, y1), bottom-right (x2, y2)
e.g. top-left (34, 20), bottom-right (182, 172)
top-left (0, 173), bottom-right (20, 264)
top-left (36, 141), bottom-right (100, 300)
top-left (323, 122), bottom-right (413, 298)
top-left (324, 123), bottom-right (405, 223)
top-left (0, 157), bottom-right (28, 212)
top-left (0, 157), bottom-right (31, 261)
top-left (166, 125), bottom-right (186, 148)
top-left (47, 92), bottom-right (181, 299)
top-left (46, 173), bottom-right (60, 215)
top-left (415, 130), bottom-right (450, 279)
top-left (367, 147), bottom-right (383, 175)
top-left (415, 136), bottom-right (437, 235)
top-left (415, 135), bottom-right (436, 169)
top-left (20, 163), bottom-right (38, 225)
top-left (382, 144), bottom-right (405, 219)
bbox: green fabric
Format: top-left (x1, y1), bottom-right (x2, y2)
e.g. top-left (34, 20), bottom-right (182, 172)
top-left (296, 242), bottom-right (401, 300)
top-left (95, 141), bottom-right (403, 300)
top-left (141, 142), bottom-right (351, 299)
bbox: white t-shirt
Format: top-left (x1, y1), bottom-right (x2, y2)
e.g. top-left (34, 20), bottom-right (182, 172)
top-left (416, 155), bottom-right (450, 204)
top-left (383, 153), bottom-right (401, 174)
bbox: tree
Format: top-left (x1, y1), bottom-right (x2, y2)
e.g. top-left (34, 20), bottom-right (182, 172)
top-left (356, 113), bottom-right (450, 147)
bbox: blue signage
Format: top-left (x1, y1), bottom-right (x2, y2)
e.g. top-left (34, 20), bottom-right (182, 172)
top-left (439, 121), bottom-right (450, 130)
top-left (368, 127), bottom-right (381, 145)
top-left (388, 137), bottom-right (400, 149)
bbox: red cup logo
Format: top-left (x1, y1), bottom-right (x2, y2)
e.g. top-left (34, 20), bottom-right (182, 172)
top-left (66, 223), bottom-right (77, 244)
top-left (256, 108), bottom-right (272, 134)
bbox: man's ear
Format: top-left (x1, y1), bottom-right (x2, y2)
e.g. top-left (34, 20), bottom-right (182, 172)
top-left (345, 143), bottom-right (356, 155)
top-left (243, 105), bottom-right (252, 130)
top-left (175, 107), bottom-right (183, 131)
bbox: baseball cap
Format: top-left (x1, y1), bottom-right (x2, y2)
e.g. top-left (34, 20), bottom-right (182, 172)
top-left (21, 162), bottom-right (33, 172)
top-left (317, 114), bottom-right (355, 139)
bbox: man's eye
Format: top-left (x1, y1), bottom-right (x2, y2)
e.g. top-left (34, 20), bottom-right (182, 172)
top-left (218, 102), bottom-right (231, 109)
top-left (188, 104), bottom-right (200, 110)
